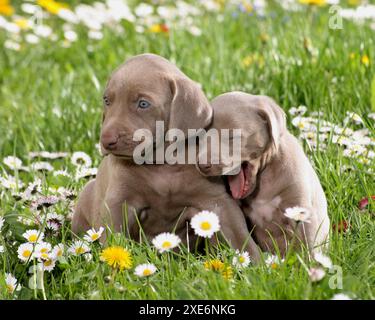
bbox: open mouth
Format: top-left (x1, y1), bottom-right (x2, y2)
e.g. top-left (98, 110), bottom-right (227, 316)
top-left (227, 162), bottom-right (252, 200)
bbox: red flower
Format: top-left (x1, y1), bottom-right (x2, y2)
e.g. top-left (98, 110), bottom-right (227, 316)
top-left (333, 220), bottom-right (349, 233)
top-left (160, 24), bottom-right (169, 33)
top-left (358, 195), bottom-right (375, 210)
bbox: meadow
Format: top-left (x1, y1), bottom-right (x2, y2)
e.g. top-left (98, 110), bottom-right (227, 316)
top-left (0, 0), bottom-right (374, 300)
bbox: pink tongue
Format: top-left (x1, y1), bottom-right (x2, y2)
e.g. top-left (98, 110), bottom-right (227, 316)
top-left (227, 167), bottom-right (245, 200)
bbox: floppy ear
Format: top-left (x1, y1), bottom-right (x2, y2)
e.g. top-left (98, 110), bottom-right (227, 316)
top-left (168, 77), bottom-right (213, 134)
top-left (256, 97), bottom-right (286, 152)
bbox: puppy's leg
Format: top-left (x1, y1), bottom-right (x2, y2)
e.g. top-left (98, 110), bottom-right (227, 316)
top-left (208, 199), bottom-right (261, 263)
top-left (72, 179), bottom-right (96, 234)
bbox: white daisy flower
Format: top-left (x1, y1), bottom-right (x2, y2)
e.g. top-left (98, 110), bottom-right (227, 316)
top-left (17, 243), bottom-right (35, 262)
top-left (28, 151), bottom-right (68, 159)
top-left (265, 254), bottom-right (284, 270)
top-left (84, 253), bottom-right (93, 262)
top-left (135, 3), bottom-right (153, 17)
top-left (52, 244), bottom-right (64, 258)
top-left (0, 175), bottom-right (23, 190)
top-left (308, 267), bottom-right (326, 282)
top-left (3, 156), bottom-right (23, 170)
top-left (134, 263), bottom-right (157, 277)
top-left (68, 240), bottom-right (90, 256)
top-left (39, 257), bottom-right (56, 272)
top-left (291, 117), bottom-right (317, 132)
top-left (0, 245), bottom-right (4, 253)
top-left (84, 227), bottom-right (104, 242)
top-left (53, 169), bottom-right (71, 178)
top-left (0, 216), bottom-right (4, 231)
top-left (284, 206), bottom-right (311, 223)
top-left (289, 106), bottom-right (307, 116)
top-left (34, 242), bottom-right (52, 260)
top-left (232, 250), bottom-right (251, 268)
top-left (344, 112), bottom-right (363, 125)
top-left (71, 151), bottom-right (92, 167)
top-left (30, 161), bottom-right (54, 172)
top-left (5, 273), bottom-right (21, 294)
top-left (313, 252), bottom-right (333, 269)
top-left (190, 210), bottom-right (221, 238)
top-left (22, 229), bottom-right (44, 243)
top-left (64, 30), bottom-right (78, 42)
top-left (152, 232), bottom-right (181, 253)
top-left (75, 167), bottom-right (98, 180)
top-left (368, 113), bottom-right (375, 121)
top-left (331, 293), bottom-right (352, 300)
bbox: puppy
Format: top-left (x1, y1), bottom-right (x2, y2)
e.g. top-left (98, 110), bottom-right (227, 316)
top-left (197, 92), bottom-right (330, 255)
top-left (73, 56), bottom-right (261, 260)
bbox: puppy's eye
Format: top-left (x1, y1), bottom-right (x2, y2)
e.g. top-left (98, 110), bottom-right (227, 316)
top-left (103, 95), bottom-right (110, 106)
top-left (138, 99), bottom-right (151, 109)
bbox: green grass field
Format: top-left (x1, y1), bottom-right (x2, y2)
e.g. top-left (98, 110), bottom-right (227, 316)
top-left (0, 0), bottom-right (374, 300)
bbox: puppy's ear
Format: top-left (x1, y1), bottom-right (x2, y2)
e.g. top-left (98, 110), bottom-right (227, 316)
top-left (256, 97), bottom-right (286, 152)
top-left (169, 77), bottom-right (213, 134)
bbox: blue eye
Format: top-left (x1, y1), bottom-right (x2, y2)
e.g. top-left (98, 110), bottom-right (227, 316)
top-left (138, 100), bottom-right (150, 109)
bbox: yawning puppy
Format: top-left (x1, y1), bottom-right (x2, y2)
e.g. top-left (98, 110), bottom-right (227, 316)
top-left (197, 91), bottom-right (330, 255)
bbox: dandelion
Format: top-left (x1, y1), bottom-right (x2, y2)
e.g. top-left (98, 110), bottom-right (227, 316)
top-left (361, 54), bottom-right (370, 67)
top-left (221, 266), bottom-right (233, 280)
top-left (308, 267), bottom-right (326, 282)
top-left (17, 243), bottom-right (35, 262)
top-left (265, 254), bottom-right (284, 270)
top-left (152, 232), bottom-right (181, 253)
top-left (284, 207), bottom-right (311, 223)
top-left (37, 0), bottom-right (69, 15)
top-left (204, 259), bottom-right (225, 272)
top-left (23, 229), bottom-right (44, 244)
top-left (232, 250), bottom-right (251, 268)
top-left (149, 23), bottom-right (169, 33)
top-left (84, 227), bottom-right (104, 243)
top-left (190, 211), bottom-right (220, 238)
top-left (0, 1), bottom-right (14, 16)
top-left (100, 246), bottom-right (133, 270)
top-left (299, 0), bottom-right (326, 6)
top-left (71, 151), bottom-right (92, 167)
top-left (3, 156), bottom-right (23, 170)
top-left (68, 240), bottom-right (90, 256)
top-left (134, 263), bottom-right (157, 277)
top-left (313, 252), bottom-right (332, 269)
top-left (5, 273), bottom-right (20, 294)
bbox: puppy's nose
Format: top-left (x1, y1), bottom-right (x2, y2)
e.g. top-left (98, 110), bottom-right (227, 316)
top-left (101, 133), bottom-right (119, 151)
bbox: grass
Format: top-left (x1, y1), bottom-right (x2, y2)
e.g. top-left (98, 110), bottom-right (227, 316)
top-left (0, 0), bottom-right (374, 300)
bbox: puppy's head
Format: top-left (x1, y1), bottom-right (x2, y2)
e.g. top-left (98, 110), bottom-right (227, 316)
top-left (196, 91), bottom-right (286, 199)
top-left (100, 53), bottom-right (212, 158)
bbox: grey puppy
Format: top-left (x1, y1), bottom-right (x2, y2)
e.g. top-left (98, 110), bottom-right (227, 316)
top-left (72, 55), bottom-right (261, 260)
top-left (197, 92), bottom-right (330, 255)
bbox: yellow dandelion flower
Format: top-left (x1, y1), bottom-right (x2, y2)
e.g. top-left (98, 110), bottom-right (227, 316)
top-left (299, 0), bottom-right (326, 6)
top-left (361, 55), bottom-right (370, 67)
top-left (204, 259), bottom-right (225, 272)
top-left (221, 266), bottom-right (233, 280)
top-left (0, 0), bottom-right (14, 16)
top-left (37, 0), bottom-right (69, 15)
top-left (100, 246), bottom-right (133, 270)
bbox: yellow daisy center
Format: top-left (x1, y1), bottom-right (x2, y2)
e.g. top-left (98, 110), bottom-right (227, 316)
top-left (41, 253), bottom-right (49, 259)
top-left (271, 263), bottom-right (278, 270)
top-left (41, 248), bottom-right (48, 253)
top-left (6, 284), bottom-right (14, 294)
top-left (56, 250), bottom-right (62, 257)
top-left (22, 250), bottom-right (31, 258)
top-left (29, 234), bottom-right (38, 242)
top-left (91, 234), bottom-right (99, 241)
top-left (239, 256), bottom-right (245, 263)
top-left (75, 247), bottom-right (85, 255)
top-left (200, 221), bottom-right (211, 231)
top-left (298, 122), bottom-right (305, 129)
top-left (162, 241), bottom-right (172, 249)
top-left (143, 269), bottom-right (152, 276)
top-left (44, 259), bottom-right (53, 267)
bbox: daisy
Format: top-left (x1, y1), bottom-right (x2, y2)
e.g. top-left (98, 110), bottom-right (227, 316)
top-left (84, 227), bottom-right (104, 242)
top-left (0, 245), bottom-right (4, 253)
top-left (344, 112), bottom-right (363, 126)
top-left (100, 246), bottom-right (132, 270)
top-left (0, 175), bottom-right (23, 190)
top-left (30, 195), bottom-right (59, 210)
top-left (3, 156), bottom-right (23, 170)
top-left (53, 169), bottom-right (71, 178)
top-left (52, 244), bottom-right (64, 258)
top-left (232, 250), bottom-right (251, 268)
top-left (22, 229), bottom-right (44, 243)
top-left (134, 263), bottom-right (157, 277)
top-left (331, 293), bottom-right (352, 300)
top-left (30, 161), bottom-right (54, 172)
top-left (68, 240), bottom-right (90, 256)
top-left (17, 243), bottom-right (35, 262)
top-left (5, 273), bottom-right (21, 294)
top-left (308, 267), bottom-right (326, 282)
top-left (284, 207), bottom-right (311, 223)
top-left (289, 106), bottom-right (307, 116)
top-left (75, 167), bottom-right (98, 180)
top-left (190, 210), bottom-right (220, 238)
top-left (265, 254), bottom-right (284, 270)
top-left (40, 257), bottom-right (56, 272)
top-left (313, 252), bottom-right (332, 269)
top-left (152, 232), bottom-right (181, 253)
top-left (71, 151), bottom-right (92, 167)
top-left (34, 242), bottom-right (52, 260)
